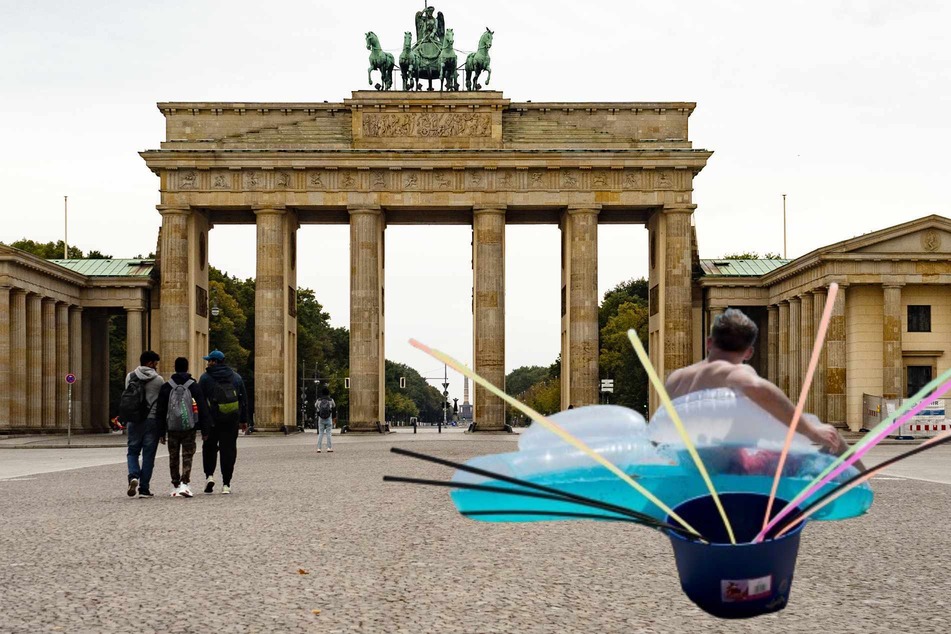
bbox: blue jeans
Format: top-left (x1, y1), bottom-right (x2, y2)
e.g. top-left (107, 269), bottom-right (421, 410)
top-left (317, 418), bottom-right (333, 450)
top-left (127, 418), bottom-right (160, 492)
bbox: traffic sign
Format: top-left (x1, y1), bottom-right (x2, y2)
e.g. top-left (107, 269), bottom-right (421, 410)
top-left (600, 379), bottom-right (614, 393)
top-left (65, 373), bottom-right (76, 384)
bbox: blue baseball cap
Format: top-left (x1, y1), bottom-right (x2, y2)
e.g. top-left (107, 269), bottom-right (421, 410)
top-left (203, 350), bottom-right (225, 361)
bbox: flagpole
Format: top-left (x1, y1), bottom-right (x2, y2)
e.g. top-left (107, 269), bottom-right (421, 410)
top-left (782, 193), bottom-right (787, 259)
top-left (64, 195), bottom-right (68, 259)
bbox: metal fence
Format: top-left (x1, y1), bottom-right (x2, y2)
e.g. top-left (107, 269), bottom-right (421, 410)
top-left (862, 394), bottom-right (950, 437)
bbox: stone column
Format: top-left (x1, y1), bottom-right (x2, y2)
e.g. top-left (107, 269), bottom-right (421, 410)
top-left (560, 205), bottom-right (600, 409)
top-left (69, 307), bottom-right (83, 430)
top-left (706, 304), bottom-right (727, 356)
top-left (9, 290), bottom-right (26, 430)
top-left (56, 303), bottom-right (69, 430)
top-left (767, 305), bottom-right (779, 385)
top-left (788, 296), bottom-right (802, 400)
top-left (800, 292), bottom-right (815, 411)
top-left (882, 284), bottom-right (904, 400)
top-left (349, 206), bottom-right (384, 431)
top-left (254, 207), bottom-right (290, 432)
top-left (125, 308), bottom-right (144, 373)
top-left (472, 206), bottom-right (506, 430)
top-left (778, 301), bottom-right (790, 396)
top-left (159, 207), bottom-right (191, 363)
top-left (826, 285), bottom-right (848, 427)
top-left (25, 294), bottom-right (42, 429)
top-left (0, 287), bottom-right (9, 430)
top-left (811, 288), bottom-right (828, 421)
top-left (42, 299), bottom-right (57, 428)
top-left (662, 207), bottom-right (694, 379)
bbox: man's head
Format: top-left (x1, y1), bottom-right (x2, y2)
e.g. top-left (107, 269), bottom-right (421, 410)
top-left (203, 349), bottom-right (225, 366)
top-left (175, 357), bottom-right (189, 373)
top-left (320, 387), bottom-right (330, 398)
top-left (140, 351), bottom-right (160, 369)
top-left (709, 308), bottom-right (758, 360)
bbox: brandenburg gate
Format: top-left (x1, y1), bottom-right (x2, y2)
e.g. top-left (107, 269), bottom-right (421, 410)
top-left (141, 91), bottom-right (711, 432)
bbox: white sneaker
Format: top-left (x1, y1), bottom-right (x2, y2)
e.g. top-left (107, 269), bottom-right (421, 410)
top-left (179, 483), bottom-right (193, 498)
top-left (317, 448), bottom-right (322, 453)
top-left (328, 448), bottom-right (334, 453)
top-left (170, 485), bottom-right (180, 497)
top-left (222, 485), bottom-right (232, 495)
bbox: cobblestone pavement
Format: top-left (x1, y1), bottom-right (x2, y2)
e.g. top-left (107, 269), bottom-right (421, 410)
top-left (1, 433), bottom-right (949, 633)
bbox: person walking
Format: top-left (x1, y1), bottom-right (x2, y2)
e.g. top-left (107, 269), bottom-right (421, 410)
top-left (120, 351), bottom-right (164, 498)
top-left (155, 357), bottom-right (211, 498)
top-left (315, 387), bottom-right (336, 453)
top-left (199, 350), bottom-right (249, 495)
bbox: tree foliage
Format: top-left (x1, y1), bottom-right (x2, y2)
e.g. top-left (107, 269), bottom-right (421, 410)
top-left (720, 251), bottom-right (783, 260)
top-left (4, 239), bottom-right (109, 260)
top-left (506, 365), bottom-right (551, 397)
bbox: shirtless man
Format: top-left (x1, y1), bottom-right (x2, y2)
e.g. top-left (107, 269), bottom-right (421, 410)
top-left (665, 308), bottom-right (849, 456)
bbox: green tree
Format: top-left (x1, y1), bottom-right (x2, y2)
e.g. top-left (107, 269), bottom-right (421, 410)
top-left (506, 365), bottom-right (551, 397)
top-left (720, 251), bottom-right (783, 260)
top-left (521, 378), bottom-right (561, 416)
top-left (599, 300), bottom-right (650, 416)
top-left (385, 360), bottom-right (444, 421)
top-left (4, 239), bottom-right (104, 259)
top-left (600, 278), bottom-right (648, 330)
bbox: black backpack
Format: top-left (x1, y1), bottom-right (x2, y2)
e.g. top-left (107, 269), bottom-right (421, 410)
top-left (210, 375), bottom-right (241, 424)
top-left (317, 398), bottom-right (334, 420)
top-left (118, 375), bottom-right (149, 424)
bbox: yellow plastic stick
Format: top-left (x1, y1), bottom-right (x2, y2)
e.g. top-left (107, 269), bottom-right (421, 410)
top-left (762, 283), bottom-right (838, 533)
top-left (409, 338), bottom-right (704, 539)
top-left (626, 330), bottom-right (737, 544)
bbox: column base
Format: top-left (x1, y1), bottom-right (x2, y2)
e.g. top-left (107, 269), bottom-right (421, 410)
top-left (466, 423), bottom-right (514, 434)
top-left (342, 421), bottom-right (390, 434)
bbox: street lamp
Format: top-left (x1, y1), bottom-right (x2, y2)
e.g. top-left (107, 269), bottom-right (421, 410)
top-left (211, 293), bottom-right (220, 317)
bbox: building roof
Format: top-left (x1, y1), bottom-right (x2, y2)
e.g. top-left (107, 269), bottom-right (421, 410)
top-left (50, 259), bottom-right (154, 278)
top-left (699, 259), bottom-right (791, 277)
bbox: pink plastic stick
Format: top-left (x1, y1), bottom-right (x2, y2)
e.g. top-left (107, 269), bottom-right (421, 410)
top-left (761, 284), bottom-right (838, 533)
top-left (756, 376), bottom-right (951, 542)
top-left (775, 427), bottom-right (951, 537)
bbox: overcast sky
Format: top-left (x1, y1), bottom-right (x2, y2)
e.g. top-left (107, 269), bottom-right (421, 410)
top-left (2, 0), bottom-right (949, 402)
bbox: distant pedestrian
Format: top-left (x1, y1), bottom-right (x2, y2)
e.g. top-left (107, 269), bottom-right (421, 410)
top-left (315, 387), bottom-right (336, 453)
top-left (199, 350), bottom-right (249, 495)
top-left (120, 351), bottom-right (164, 498)
top-left (155, 357), bottom-right (211, 498)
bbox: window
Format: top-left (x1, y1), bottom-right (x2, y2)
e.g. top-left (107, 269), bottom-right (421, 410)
top-left (908, 305), bottom-right (931, 332)
top-left (907, 365), bottom-right (933, 398)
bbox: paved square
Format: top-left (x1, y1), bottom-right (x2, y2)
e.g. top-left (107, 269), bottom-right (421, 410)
top-left (1, 433), bottom-right (949, 633)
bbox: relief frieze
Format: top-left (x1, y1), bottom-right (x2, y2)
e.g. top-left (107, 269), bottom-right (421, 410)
top-left (363, 112), bottom-right (492, 138)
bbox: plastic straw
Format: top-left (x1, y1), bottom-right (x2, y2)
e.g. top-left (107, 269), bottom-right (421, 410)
top-left (756, 372), bottom-right (951, 542)
top-left (383, 450), bottom-right (697, 538)
top-left (626, 330), bottom-right (737, 544)
top-left (775, 428), bottom-right (951, 537)
top-left (752, 369), bottom-right (951, 541)
top-left (762, 284), bottom-right (838, 532)
top-left (409, 339), bottom-right (704, 539)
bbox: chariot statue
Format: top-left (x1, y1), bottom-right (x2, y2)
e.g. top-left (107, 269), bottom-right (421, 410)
top-left (366, 2), bottom-right (494, 92)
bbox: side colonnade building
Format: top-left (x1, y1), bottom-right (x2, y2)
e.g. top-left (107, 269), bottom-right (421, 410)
top-left (699, 215), bottom-right (951, 430)
top-left (0, 247), bottom-right (155, 433)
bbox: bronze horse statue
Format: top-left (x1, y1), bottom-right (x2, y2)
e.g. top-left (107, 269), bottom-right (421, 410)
top-left (365, 31), bottom-right (394, 91)
top-left (465, 28), bottom-right (493, 91)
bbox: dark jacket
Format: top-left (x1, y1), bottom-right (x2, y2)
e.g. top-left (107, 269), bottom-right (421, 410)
top-left (155, 373), bottom-right (211, 437)
top-left (199, 364), bottom-right (249, 426)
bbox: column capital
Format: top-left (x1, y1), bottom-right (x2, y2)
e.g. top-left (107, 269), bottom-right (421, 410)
top-left (473, 204), bottom-right (507, 215)
top-left (811, 286), bottom-right (829, 295)
top-left (41, 297), bottom-right (57, 305)
top-left (788, 295), bottom-right (801, 304)
top-left (69, 305), bottom-right (83, 313)
top-left (347, 205), bottom-right (382, 216)
top-left (662, 204), bottom-right (697, 214)
top-left (156, 205), bottom-right (190, 216)
top-left (124, 306), bottom-right (145, 313)
top-left (565, 204), bottom-right (602, 216)
top-left (882, 282), bottom-right (905, 290)
top-left (767, 304), bottom-right (779, 312)
top-left (252, 206), bottom-right (287, 216)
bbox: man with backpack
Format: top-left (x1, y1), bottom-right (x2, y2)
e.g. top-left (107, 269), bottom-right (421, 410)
top-left (315, 386), bottom-right (336, 453)
top-left (155, 357), bottom-right (212, 498)
top-left (121, 351), bottom-right (164, 498)
top-left (199, 350), bottom-right (249, 495)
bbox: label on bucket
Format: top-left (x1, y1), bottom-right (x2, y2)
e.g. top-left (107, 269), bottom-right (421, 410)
top-left (721, 576), bottom-right (772, 603)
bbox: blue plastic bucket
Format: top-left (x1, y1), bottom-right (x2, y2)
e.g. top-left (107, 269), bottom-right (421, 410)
top-left (667, 493), bottom-right (805, 619)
